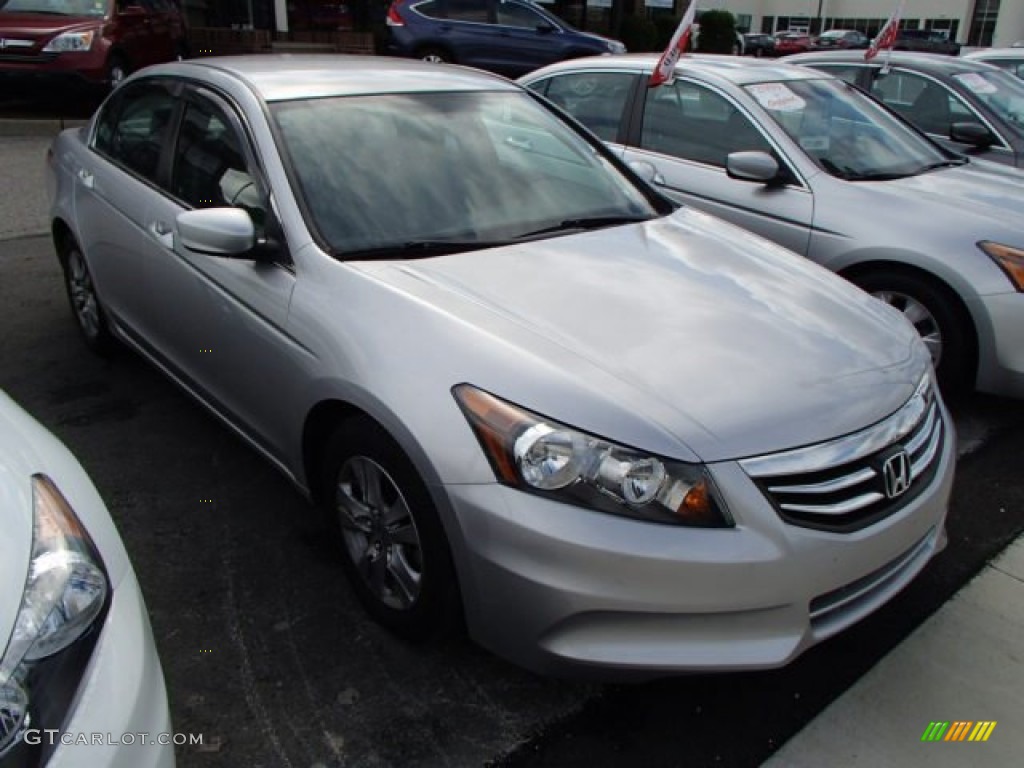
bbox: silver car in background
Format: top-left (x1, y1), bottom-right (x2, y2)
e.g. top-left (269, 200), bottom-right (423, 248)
top-left (521, 55), bottom-right (1024, 398)
top-left (0, 391), bottom-right (173, 766)
top-left (47, 56), bottom-right (953, 678)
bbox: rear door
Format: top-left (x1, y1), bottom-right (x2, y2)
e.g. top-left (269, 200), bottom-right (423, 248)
top-left (73, 78), bottom-right (180, 339)
top-left (622, 78), bottom-right (814, 256)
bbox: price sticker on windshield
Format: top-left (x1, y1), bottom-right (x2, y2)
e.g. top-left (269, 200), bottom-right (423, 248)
top-left (748, 83), bottom-right (807, 113)
top-left (954, 73), bottom-right (997, 94)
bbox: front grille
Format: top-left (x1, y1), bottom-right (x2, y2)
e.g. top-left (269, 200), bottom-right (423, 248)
top-left (0, 52), bottom-right (56, 64)
top-left (739, 375), bottom-right (944, 532)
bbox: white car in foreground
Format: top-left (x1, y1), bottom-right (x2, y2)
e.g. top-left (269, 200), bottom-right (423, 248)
top-left (0, 391), bottom-right (173, 767)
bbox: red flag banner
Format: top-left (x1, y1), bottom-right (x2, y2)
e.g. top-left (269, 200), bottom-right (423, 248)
top-left (649, 1), bottom-right (698, 87)
top-left (865, 3), bottom-right (904, 61)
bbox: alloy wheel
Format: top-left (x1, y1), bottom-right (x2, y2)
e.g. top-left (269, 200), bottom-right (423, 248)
top-left (68, 250), bottom-right (101, 341)
top-left (335, 456), bottom-right (423, 611)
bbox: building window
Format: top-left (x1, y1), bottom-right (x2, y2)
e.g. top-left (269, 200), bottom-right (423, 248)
top-left (968, 0), bottom-right (1000, 47)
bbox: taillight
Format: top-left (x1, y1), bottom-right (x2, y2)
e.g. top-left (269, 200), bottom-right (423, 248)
top-left (386, 2), bottom-right (405, 26)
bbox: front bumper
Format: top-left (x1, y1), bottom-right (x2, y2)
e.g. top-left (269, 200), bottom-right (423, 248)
top-left (971, 292), bottom-right (1024, 398)
top-left (445, 407), bottom-right (955, 679)
top-left (43, 567), bottom-right (174, 768)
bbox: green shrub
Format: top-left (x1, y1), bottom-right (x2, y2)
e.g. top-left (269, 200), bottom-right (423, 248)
top-left (696, 9), bottom-right (737, 53)
top-left (620, 14), bottom-right (659, 53)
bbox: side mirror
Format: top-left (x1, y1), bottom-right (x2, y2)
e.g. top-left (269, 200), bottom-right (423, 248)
top-left (177, 208), bottom-right (256, 257)
top-left (726, 151), bottom-right (781, 183)
top-left (950, 121), bottom-right (995, 148)
top-left (536, 23), bottom-right (556, 34)
top-left (628, 159), bottom-right (666, 186)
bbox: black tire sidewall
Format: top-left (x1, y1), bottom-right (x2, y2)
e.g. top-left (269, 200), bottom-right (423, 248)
top-left (63, 246), bottom-right (115, 355)
top-left (320, 417), bottom-right (458, 640)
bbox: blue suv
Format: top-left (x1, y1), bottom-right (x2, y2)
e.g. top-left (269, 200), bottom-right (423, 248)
top-left (385, 0), bottom-right (625, 77)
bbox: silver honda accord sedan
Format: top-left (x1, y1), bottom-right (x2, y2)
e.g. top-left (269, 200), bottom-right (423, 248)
top-left (47, 56), bottom-right (953, 678)
top-left (521, 55), bottom-right (1024, 399)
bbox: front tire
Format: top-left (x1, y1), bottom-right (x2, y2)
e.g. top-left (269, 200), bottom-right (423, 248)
top-left (62, 244), bottom-right (115, 355)
top-left (320, 416), bottom-right (459, 640)
top-left (851, 270), bottom-right (974, 395)
top-left (107, 54), bottom-right (129, 89)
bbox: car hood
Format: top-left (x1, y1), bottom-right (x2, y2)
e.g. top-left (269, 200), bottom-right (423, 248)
top-left (354, 209), bottom-right (926, 461)
top-left (868, 161), bottom-right (1024, 230)
top-left (0, 12), bottom-right (101, 36)
top-left (0, 397), bottom-right (36, 653)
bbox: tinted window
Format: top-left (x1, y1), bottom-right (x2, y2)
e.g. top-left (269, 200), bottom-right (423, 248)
top-left (871, 71), bottom-right (974, 136)
top-left (496, 1), bottom-right (544, 29)
top-left (171, 98), bottom-right (262, 221)
top-left (641, 81), bottom-right (772, 167)
top-left (447, 0), bottom-right (489, 23)
top-left (541, 72), bottom-right (633, 141)
top-left (94, 80), bottom-right (177, 183)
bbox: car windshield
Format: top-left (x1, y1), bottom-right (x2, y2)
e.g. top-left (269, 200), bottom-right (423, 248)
top-left (270, 91), bottom-right (660, 258)
top-left (952, 70), bottom-right (1024, 136)
top-left (0, 0), bottom-right (108, 16)
top-left (745, 77), bottom-right (950, 180)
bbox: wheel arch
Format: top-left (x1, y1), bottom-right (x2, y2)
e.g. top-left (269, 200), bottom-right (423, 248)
top-left (51, 218), bottom-right (76, 266)
top-left (839, 259), bottom-right (980, 383)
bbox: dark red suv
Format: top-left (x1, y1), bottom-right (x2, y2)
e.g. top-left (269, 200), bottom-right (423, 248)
top-left (0, 0), bottom-right (188, 94)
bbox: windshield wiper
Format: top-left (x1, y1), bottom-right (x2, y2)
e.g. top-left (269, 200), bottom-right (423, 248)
top-left (341, 239), bottom-right (511, 261)
top-left (819, 159), bottom-right (914, 181)
top-left (918, 159), bottom-right (969, 173)
top-left (517, 215), bottom-right (653, 239)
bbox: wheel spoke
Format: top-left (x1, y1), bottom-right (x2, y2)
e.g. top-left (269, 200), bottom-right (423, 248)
top-left (387, 550), bottom-right (421, 607)
top-left (388, 521), bottom-right (419, 546)
top-left (369, 547), bottom-right (388, 596)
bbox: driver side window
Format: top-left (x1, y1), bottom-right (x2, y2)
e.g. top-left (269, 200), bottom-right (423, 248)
top-left (640, 81), bottom-right (773, 167)
top-left (170, 98), bottom-right (264, 226)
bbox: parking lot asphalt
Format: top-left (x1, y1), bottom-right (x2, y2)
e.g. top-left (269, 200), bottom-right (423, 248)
top-left (2, 115), bottom-right (1022, 767)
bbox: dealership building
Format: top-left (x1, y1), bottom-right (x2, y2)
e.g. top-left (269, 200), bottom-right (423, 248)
top-left (699, 1), bottom-right (1023, 47)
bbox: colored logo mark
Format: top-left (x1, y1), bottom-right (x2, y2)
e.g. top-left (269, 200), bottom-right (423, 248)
top-left (921, 721), bottom-right (997, 742)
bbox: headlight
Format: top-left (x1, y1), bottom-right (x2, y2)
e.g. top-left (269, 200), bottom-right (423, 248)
top-left (0, 475), bottom-right (109, 760)
top-left (453, 385), bottom-right (731, 527)
top-left (41, 30), bottom-right (96, 53)
top-left (979, 240), bottom-right (1024, 291)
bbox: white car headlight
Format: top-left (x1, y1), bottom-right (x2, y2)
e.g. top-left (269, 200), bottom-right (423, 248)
top-left (42, 30), bottom-right (97, 53)
top-left (0, 475), bottom-right (109, 757)
top-left (454, 385), bottom-right (731, 527)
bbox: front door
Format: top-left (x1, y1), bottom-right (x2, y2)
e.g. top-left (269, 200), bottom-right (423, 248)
top-left (624, 78), bottom-right (814, 257)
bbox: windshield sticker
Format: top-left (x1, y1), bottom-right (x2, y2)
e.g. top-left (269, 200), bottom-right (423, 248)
top-left (954, 73), bottom-right (997, 94)
top-left (748, 83), bottom-right (807, 112)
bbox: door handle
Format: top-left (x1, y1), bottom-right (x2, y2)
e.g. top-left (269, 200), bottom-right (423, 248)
top-left (148, 221), bottom-right (174, 249)
top-left (77, 168), bottom-right (94, 189)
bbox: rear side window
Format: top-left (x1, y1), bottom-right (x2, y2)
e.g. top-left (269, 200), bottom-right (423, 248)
top-left (538, 72), bottom-right (634, 142)
top-left (417, 0), bottom-right (489, 22)
top-left (93, 81), bottom-right (178, 183)
top-left (870, 71), bottom-right (974, 136)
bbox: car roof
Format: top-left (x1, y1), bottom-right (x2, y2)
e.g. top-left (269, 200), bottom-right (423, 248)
top-left (529, 54), bottom-right (826, 86)
top-left (964, 48), bottom-right (1024, 59)
top-left (786, 50), bottom-right (997, 76)
top-left (143, 55), bottom-right (520, 101)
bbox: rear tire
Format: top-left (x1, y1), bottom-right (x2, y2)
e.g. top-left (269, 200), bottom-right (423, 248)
top-left (320, 416), bottom-right (460, 640)
top-left (417, 46), bottom-right (453, 64)
top-left (850, 270), bottom-right (974, 396)
top-left (62, 243), bottom-right (115, 356)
